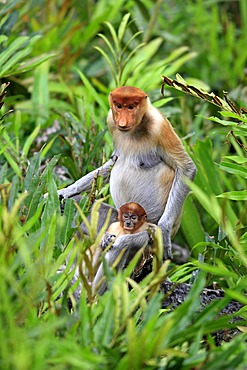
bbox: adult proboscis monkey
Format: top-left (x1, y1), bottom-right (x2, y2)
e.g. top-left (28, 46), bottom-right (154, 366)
top-left (58, 86), bottom-right (196, 273)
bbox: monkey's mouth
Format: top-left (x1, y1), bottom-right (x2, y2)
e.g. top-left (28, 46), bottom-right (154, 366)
top-left (117, 126), bottom-right (132, 132)
top-left (124, 225), bottom-right (134, 231)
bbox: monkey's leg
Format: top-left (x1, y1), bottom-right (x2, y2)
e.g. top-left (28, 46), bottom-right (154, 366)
top-left (92, 232), bottom-right (150, 295)
top-left (66, 202), bottom-right (118, 299)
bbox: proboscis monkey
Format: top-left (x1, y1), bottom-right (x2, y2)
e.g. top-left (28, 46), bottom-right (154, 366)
top-left (106, 202), bottom-right (155, 236)
top-left (92, 202), bottom-right (158, 294)
top-left (99, 202), bottom-right (157, 249)
top-left (58, 86), bottom-right (196, 268)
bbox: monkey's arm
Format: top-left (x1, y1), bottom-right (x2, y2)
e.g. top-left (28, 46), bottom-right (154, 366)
top-left (57, 155), bottom-right (117, 199)
top-left (92, 231), bottom-right (150, 295)
top-left (158, 150), bottom-right (196, 259)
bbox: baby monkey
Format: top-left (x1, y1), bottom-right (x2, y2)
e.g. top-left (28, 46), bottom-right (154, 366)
top-left (101, 202), bottom-right (157, 249)
top-left (92, 202), bottom-right (158, 294)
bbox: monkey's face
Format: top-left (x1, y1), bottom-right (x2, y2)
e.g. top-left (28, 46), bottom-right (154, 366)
top-left (121, 212), bottom-right (141, 231)
top-left (119, 202), bottom-right (147, 233)
top-left (109, 86), bottom-right (148, 132)
top-left (112, 103), bottom-right (140, 132)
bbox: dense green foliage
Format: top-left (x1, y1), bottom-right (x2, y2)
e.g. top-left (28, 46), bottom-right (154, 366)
top-left (0, 1), bottom-right (246, 369)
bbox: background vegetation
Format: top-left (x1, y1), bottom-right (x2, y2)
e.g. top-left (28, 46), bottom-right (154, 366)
top-left (0, 0), bottom-right (246, 369)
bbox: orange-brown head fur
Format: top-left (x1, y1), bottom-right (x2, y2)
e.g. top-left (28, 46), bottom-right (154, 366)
top-left (109, 86), bottom-right (148, 132)
top-left (119, 202), bottom-right (147, 233)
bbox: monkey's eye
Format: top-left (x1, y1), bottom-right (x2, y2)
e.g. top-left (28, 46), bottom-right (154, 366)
top-left (122, 213), bottom-right (129, 220)
top-left (128, 105), bottom-right (135, 110)
top-left (131, 215), bottom-right (138, 221)
top-left (116, 104), bottom-right (122, 109)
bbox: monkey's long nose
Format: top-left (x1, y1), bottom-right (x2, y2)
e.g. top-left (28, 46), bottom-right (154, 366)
top-left (118, 119), bottom-right (129, 128)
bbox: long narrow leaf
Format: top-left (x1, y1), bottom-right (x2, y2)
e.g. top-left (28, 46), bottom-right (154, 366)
top-left (120, 31), bottom-right (143, 58)
top-left (94, 46), bottom-right (117, 86)
top-left (32, 61), bottom-right (50, 126)
top-left (105, 21), bottom-right (120, 54)
top-left (97, 33), bottom-right (118, 63)
top-left (118, 13), bottom-right (131, 41)
top-left (22, 124), bottom-right (40, 157)
top-left (217, 190), bottom-right (247, 201)
top-left (219, 161), bottom-right (247, 179)
top-left (0, 46), bottom-right (32, 77)
top-left (2, 151), bottom-right (21, 177)
top-left (76, 69), bottom-right (108, 113)
top-left (0, 36), bottom-right (29, 66)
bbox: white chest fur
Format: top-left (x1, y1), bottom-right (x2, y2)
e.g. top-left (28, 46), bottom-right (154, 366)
top-left (110, 151), bottom-right (173, 224)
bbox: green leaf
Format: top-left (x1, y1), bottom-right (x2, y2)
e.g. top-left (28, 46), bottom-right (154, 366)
top-left (180, 196), bottom-right (205, 253)
top-left (207, 116), bottom-right (247, 128)
top-left (21, 202), bottom-right (44, 234)
top-left (193, 139), bottom-right (222, 195)
top-left (94, 45), bottom-right (117, 85)
top-left (0, 46), bottom-right (32, 77)
top-left (176, 73), bottom-right (188, 85)
top-left (223, 155), bottom-right (247, 164)
top-left (163, 51), bottom-right (197, 76)
top-left (225, 289), bottom-right (247, 305)
top-left (41, 168), bottom-right (60, 249)
top-left (0, 36), bottom-right (29, 67)
top-left (75, 69), bottom-right (108, 114)
top-left (7, 175), bottom-right (20, 210)
top-left (153, 98), bottom-right (174, 108)
top-left (97, 33), bottom-right (117, 63)
top-left (60, 156), bottom-right (80, 180)
top-left (16, 53), bottom-right (56, 74)
top-left (189, 182), bottom-right (222, 223)
top-left (22, 124), bottom-right (40, 157)
top-left (60, 198), bottom-right (75, 245)
top-left (118, 13), bottom-right (131, 41)
top-left (219, 161), bottom-right (247, 179)
top-left (32, 61), bottom-right (50, 126)
top-left (0, 35), bottom-right (8, 43)
top-left (217, 190), bottom-right (247, 201)
top-left (121, 30), bottom-right (143, 57)
top-left (105, 21), bottom-right (120, 53)
top-left (121, 42), bottom-right (146, 71)
top-left (2, 150), bottom-right (21, 177)
top-left (220, 110), bottom-right (247, 122)
top-left (0, 162), bottom-right (7, 183)
top-left (24, 152), bottom-right (41, 191)
top-left (41, 134), bottom-right (58, 158)
top-left (93, 293), bottom-right (115, 348)
top-left (164, 46), bottom-right (190, 64)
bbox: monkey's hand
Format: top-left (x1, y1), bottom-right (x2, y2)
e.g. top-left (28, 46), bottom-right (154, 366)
top-left (101, 232), bottom-right (116, 250)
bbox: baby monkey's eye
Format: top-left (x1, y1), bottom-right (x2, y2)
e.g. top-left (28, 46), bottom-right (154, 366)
top-left (116, 104), bottom-right (122, 109)
top-left (131, 215), bottom-right (138, 221)
top-left (128, 105), bottom-right (135, 110)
